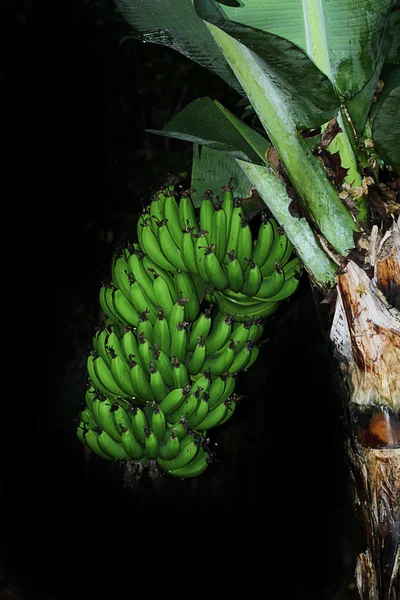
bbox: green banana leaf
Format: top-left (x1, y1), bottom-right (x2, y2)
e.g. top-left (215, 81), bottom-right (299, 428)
top-left (190, 144), bottom-right (252, 207)
top-left (195, 0), bottom-right (394, 98)
top-left (372, 85), bottom-right (400, 172)
top-left (385, 8), bottom-right (400, 64)
top-left (113, 0), bottom-right (244, 95)
top-left (147, 97), bottom-right (270, 164)
top-left (194, 0), bottom-right (338, 129)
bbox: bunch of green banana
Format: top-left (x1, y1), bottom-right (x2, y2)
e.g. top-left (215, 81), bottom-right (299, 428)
top-left (77, 182), bottom-right (302, 480)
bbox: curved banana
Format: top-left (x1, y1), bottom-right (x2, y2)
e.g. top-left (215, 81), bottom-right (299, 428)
top-left (127, 280), bottom-right (156, 321)
top-left (93, 326), bottom-right (111, 367)
top-left (193, 230), bottom-right (210, 282)
top-left (141, 219), bottom-right (175, 272)
top-left (241, 259), bottom-right (262, 297)
top-left (171, 358), bottom-right (191, 389)
top-left (178, 191), bottom-right (199, 233)
top-left (260, 221), bottom-right (291, 276)
top-left (203, 245), bottom-right (229, 291)
top-left (82, 427), bottom-right (113, 460)
top-left (188, 335), bottom-right (207, 376)
top-left (158, 385), bottom-right (190, 416)
top-left (220, 184), bottom-right (234, 246)
top-left (109, 353), bottom-right (137, 397)
top-left (205, 312), bottom-right (233, 354)
top-left (97, 430), bottom-right (130, 461)
top-left (152, 347), bottom-right (174, 387)
top-left (137, 310), bottom-right (155, 346)
top-left (212, 291), bottom-right (280, 323)
top-left (226, 197), bottom-right (244, 260)
top-left (204, 339), bottom-right (237, 377)
top-left (128, 406), bottom-right (148, 444)
top-left (210, 205), bottom-right (227, 264)
top-left (157, 437), bottom-right (200, 471)
top-left (194, 401), bottom-right (229, 430)
top-left (112, 288), bottom-right (140, 328)
top-left (163, 191), bottom-right (183, 243)
top-left (121, 327), bottom-right (142, 366)
top-left (153, 309), bottom-right (171, 355)
top-left (91, 353), bottom-right (127, 398)
top-left (173, 270), bottom-right (201, 323)
top-left (226, 250), bottom-right (245, 293)
top-left (187, 392), bottom-right (210, 429)
top-left (187, 307), bottom-right (212, 352)
top-left (120, 426), bottom-right (145, 459)
top-left (159, 429), bottom-right (181, 460)
top-left (127, 249), bottom-right (158, 306)
top-left (144, 428), bottom-right (160, 459)
top-left (170, 322), bottom-right (188, 365)
top-left (199, 190), bottom-right (215, 234)
top-left (228, 340), bottom-right (255, 374)
top-left (137, 332), bottom-right (154, 375)
top-left (253, 211), bottom-right (274, 268)
top-left (158, 219), bottom-right (188, 271)
top-left (236, 216), bottom-right (253, 271)
top-left (149, 362), bottom-right (170, 403)
top-left (129, 358), bottom-right (153, 402)
top-left (181, 223), bottom-right (200, 276)
top-left (99, 284), bottom-right (121, 323)
top-left (167, 447), bottom-right (209, 478)
top-left (111, 251), bottom-right (132, 299)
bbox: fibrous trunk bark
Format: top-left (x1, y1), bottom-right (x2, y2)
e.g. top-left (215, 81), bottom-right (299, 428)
top-left (330, 218), bottom-right (400, 600)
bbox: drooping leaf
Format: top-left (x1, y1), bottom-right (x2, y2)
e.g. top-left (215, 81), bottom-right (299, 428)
top-left (113, 0), bottom-right (244, 95)
top-left (191, 144), bottom-right (252, 207)
top-left (372, 86), bottom-right (400, 172)
top-left (194, 0), bottom-right (338, 129)
top-left (147, 97), bottom-right (270, 163)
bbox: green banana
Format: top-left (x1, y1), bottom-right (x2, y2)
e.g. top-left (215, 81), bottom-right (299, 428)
top-left (193, 230), bottom-right (210, 282)
top-left (126, 280), bottom-right (155, 322)
top-left (128, 406), bottom-right (148, 444)
top-left (220, 184), bottom-right (234, 245)
top-left (167, 386), bottom-right (202, 424)
top-left (105, 330), bottom-right (124, 361)
top-left (228, 340), bottom-right (255, 373)
top-left (188, 335), bottom-right (207, 376)
top-left (187, 307), bottom-right (212, 352)
top-left (171, 358), bottom-right (191, 389)
top-left (255, 266), bottom-right (286, 299)
top-left (203, 245), bottom-right (229, 291)
top-left (82, 427), bottom-right (113, 460)
top-left (136, 210), bottom-right (150, 249)
top-left (152, 270), bottom-right (175, 318)
top-left (178, 190), bottom-right (199, 233)
top-left (149, 196), bottom-right (164, 237)
top-left (109, 351), bottom-right (137, 397)
top-left (111, 251), bottom-right (132, 299)
top-left (252, 211), bottom-right (274, 268)
top-left (199, 190), bottom-right (215, 234)
top-left (158, 385), bottom-right (191, 416)
top-left (157, 436), bottom-right (200, 471)
top-left (163, 191), bottom-right (183, 243)
top-left (96, 398), bottom-right (123, 442)
top-left (87, 353), bottom-right (113, 397)
top-left (127, 250), bottom-right (158, 306)
top-left (152, 347), bottom-right (174, 387)
top-left (142, 259), bottom-right (178, 302)
top-left (181, 223), bottom-right (199, 276)
top-left (137, 310), bottom-right (155, 346)
top-left (97, 430), bottom-right (130, 461)
top-left (226, 197), bottom-right (244, 260)
top-left (121, 327), bottom-right (142, 366)
top-left (261, 270), bottom-right (301, 302)
top-left (120, 426), bottom-right (145, 459)
top-left (141, 219), bottom-right (176, 271)
top-left (167, 447), bottom-right (209, 478)
top-left (79, 407), bottom-right (97, 429)
top-left (194, 400), bottom-right (230, 430)
top-left (84, 385), bottom-right (98, 413)
top-left (187, 391), bottom-right (210, 429)
top-left (159, 429), bottom-right (180, 460)
top-left (204, 339), bottom-right (237, 377)
top-left (111, 402), bottom-right (135, 434)
top-left (236, 216), bottom-right (253, 271)
top-left (112, 287), bottom-right (140, 328)
top-left (170, 322), bottom-right (188, 365)
top-left (212, 291), bottom-right (280, 323)
top-left (137, 332), bottom-right (154, 375)
top-left (210, 204), bottom-right (227, 264)
top-left (129, 358), bottom-right (153, 402)
top-left (93, 326), bottom-right (111, 367)
top-left (149, 362), bottom-right (170, 403)
top-left (167, 417), bottom-right (189, 441)
top-left (260, 221), bottom-right (290, 276)
top-left (168, 298), bottom-right (190, 338)
top-left (205, 312), bottom-right (233, 354)
top-left (157, 219), bottom-right (188, 271)
top-left (173, 270), bottom-right (201, 323)
top-left (226, 250), bottom-right (244, 293)
top-left (144, 427), bottom-right (160, 459)
top-left (91, 353), bottom-right (126, 397)
top-left (153, 309), bottom-right (171, 355)
top-left (145, 401), bottom-right (167, 442)
top-left (99, 283), bottom-right (121, 322)
top-left (241, 259), bottom-right (262, 297)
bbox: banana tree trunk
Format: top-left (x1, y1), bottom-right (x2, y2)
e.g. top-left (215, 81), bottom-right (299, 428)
top-left (329, 219), bottom-right (400, 600)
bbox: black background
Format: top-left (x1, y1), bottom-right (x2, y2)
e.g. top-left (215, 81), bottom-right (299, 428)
top-left (8, 1), bottom-right (362, 598)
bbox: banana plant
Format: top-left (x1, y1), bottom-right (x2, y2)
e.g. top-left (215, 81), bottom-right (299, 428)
top-left (113, 1), bottom-right (399, 597)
